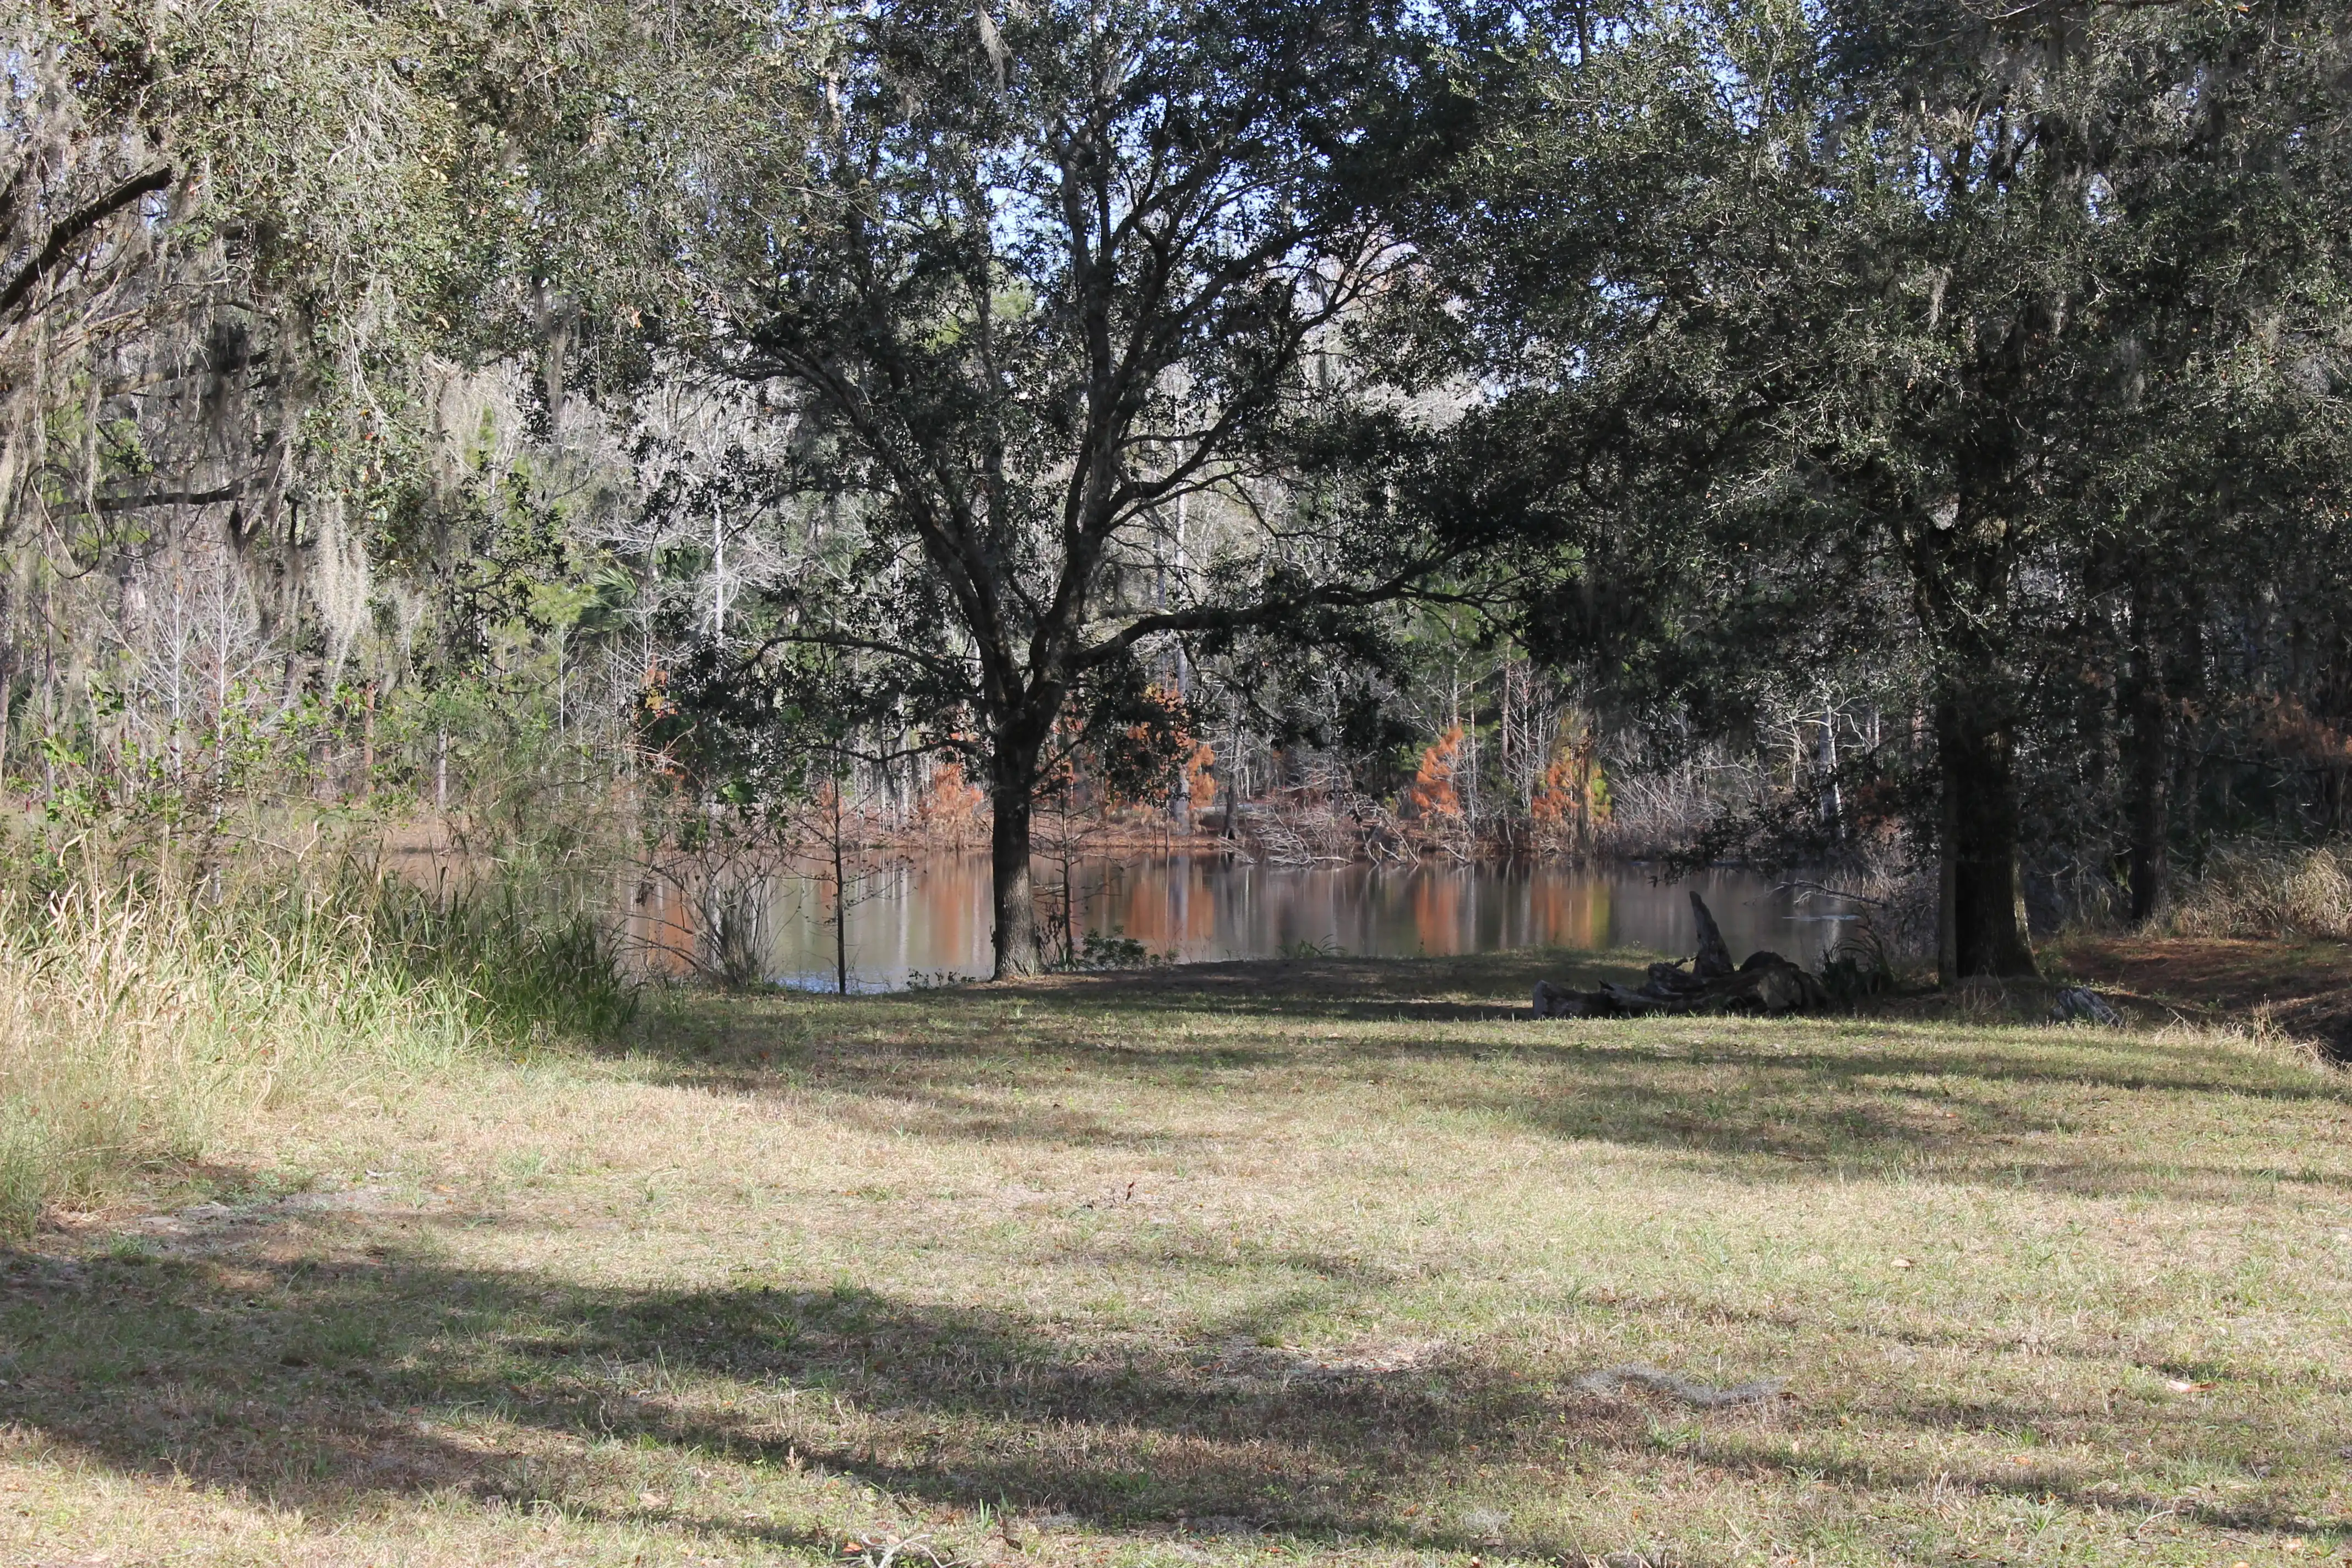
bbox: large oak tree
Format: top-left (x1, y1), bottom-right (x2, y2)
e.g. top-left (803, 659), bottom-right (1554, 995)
top-left (677, 0), bottom-right (1471, 976)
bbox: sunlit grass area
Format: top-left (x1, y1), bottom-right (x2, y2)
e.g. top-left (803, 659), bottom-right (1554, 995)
top-left (4, 950), bottom-right (2348, 1566)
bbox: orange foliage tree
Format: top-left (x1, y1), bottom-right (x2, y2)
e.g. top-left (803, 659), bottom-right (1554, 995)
top-left (916, 758), bottom-right (987, 842)
top-left (1403, 725), bottom-right (1465, 819)
top-left (1530, 731), bottom-right (1610, 846)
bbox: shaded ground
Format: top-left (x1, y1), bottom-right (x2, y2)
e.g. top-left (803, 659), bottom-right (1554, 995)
top-left (2050, 934), bottom-right (2352, 1057)
top-left (4, 948), bottom-right (2349, 1567)
top-left (2050, 934), bottom-right (2352, 1013)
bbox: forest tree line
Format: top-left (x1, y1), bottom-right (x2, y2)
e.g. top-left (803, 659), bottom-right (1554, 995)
top-left (4, 0), bottom-right (2350, 977)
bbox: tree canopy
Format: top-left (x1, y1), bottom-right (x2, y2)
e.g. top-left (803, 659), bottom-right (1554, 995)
top-left (4, 0), bottom-right (2350, 983)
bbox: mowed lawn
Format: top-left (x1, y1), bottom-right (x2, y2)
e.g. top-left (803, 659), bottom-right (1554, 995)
top-left (4, 951), bottom-right (2350, 1567)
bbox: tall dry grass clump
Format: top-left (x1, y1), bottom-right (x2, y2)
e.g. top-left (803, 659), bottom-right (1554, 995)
top-left (0, 865), bottom-right (630, 1237)
top-left (2169, 839), bottom-right (2352, 940)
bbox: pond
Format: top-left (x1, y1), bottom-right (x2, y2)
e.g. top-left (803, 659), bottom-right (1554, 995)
top-left (658, 851), bottom-right (1847, 992)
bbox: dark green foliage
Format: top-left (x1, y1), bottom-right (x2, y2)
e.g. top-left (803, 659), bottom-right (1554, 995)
top-left (1415, 0), bottom-right (2352, 967)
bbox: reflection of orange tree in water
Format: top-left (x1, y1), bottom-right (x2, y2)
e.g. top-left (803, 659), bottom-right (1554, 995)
top-left (1528, 875), bottom-right (1609, 951)
top-left (1409, 871), bottom-right (1465, 955)
top-left (1032, 696), bottom-right (1197, 967)
top-left (1103, 857), bottom-right (1217, 954)
top-left (1411, 853), bottom-right (1616, 955)
top-left (1028, 774), bottom-right (1155, 970)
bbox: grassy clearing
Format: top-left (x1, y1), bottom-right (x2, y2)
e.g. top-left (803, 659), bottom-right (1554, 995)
top-left (3, 949), bottom-right (2349, 1567)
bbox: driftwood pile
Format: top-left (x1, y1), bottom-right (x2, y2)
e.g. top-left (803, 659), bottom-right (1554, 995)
top-left (1533, 891), bottom-right (1830, 1019)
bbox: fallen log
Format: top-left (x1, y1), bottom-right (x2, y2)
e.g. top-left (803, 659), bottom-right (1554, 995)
top-left (1533, 892), bottom-right (1830, 1019)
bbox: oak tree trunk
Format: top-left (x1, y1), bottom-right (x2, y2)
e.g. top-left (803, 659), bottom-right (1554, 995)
top-left (1936, 696), bottom-right (2038, 981)
top-left (990, 755), bottom-right (1043, 979)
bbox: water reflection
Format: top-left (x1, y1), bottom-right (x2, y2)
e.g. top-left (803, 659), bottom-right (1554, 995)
top-left (739, 852), bottom-right (1836, 992)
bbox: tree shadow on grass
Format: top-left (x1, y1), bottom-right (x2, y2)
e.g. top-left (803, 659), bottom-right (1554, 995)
top-left (7, 1215), bottom-right (2334, 1558)
top-left (668, 950), bottom-right (2352, 1110)
top-left (592, 950), bottom-right (2352, 1220)
top-left (1690, 1433), bottom-right (2328, 1538)
top-left (1415, 1037), bottom-right (2352, 1195)
top-left (630, 1005), bottom-right (2350, 1208)
top-left (959, 950), bottom-right (1647, 1023)
top-left (0, 1236), bottom-right (1643, 1559)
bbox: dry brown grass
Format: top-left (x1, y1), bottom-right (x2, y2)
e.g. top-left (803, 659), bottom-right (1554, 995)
top-left (0, 884), bottom-right (483, 1234)
top-left (2171, 841), bottom-right (2352, 942)
top-left (3, 949), bottom-right (2349, 1567)
top-left (0, 869), bottom-right (625, 1236)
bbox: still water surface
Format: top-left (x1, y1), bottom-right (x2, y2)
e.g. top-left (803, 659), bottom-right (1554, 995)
top-left (743, 852), bottom-right (1836, 991)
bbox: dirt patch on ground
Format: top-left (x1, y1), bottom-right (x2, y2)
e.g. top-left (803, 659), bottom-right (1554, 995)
top-left (900, 948), bottom-right (1654, 1023)
top-left (2050, 934), bottom-right (2352, 1058)
top-left (972, 941), bottom-right (2352, 1052)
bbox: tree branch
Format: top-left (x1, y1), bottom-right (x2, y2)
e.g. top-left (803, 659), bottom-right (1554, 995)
top-left (94, 481), bottom-right (243, 513)
top-left (0, 164), bottom-right (172, 322)
top-left (1075, 557), bottom-right (1477, 672)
